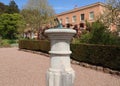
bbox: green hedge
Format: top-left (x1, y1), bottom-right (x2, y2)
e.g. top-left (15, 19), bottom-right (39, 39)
top-left (19, 40), bottom-right (50, 53)
top-left (71, 44), bottom-right (120, 71)
top-left (19, 40), bottom-right (120, 71)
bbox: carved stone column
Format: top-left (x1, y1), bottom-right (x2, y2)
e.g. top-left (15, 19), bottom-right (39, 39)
top-left (45, 29), bottom-right (76, 86)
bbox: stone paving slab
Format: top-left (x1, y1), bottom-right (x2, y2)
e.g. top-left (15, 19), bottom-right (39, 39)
top-left (0, 48), bottom-right (120, 86)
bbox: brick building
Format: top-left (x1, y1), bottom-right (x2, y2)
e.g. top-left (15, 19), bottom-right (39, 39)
top-left (56, 2), bottom-right (105, 30)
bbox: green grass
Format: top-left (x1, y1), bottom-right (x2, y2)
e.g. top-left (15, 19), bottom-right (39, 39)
top-left (0, 39), bottom-right (18, 47)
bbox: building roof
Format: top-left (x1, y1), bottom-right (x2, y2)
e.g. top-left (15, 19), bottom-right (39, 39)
top-left (56, 2), bottom-right (105, 16)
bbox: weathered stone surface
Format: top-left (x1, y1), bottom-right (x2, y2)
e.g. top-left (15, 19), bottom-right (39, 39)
top-left (45, 29), bottom-right (76, 86)
top-left (97, 66), bottom-right (103, 71)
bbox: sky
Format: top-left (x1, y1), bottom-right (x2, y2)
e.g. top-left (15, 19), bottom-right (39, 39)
top-left (0, 0), bottom-right (105, 14)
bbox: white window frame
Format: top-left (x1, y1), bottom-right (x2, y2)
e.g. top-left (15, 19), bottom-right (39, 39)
top-left (72, 15), bottom-right (76, 23)
top-left (89, 11), bottom-right (94, 20)
top-left (65, 17), bottom-right (69, 24)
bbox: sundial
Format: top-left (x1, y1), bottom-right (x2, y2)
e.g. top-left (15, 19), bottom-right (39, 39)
top-left (54, 18), bottom-right (63, 29)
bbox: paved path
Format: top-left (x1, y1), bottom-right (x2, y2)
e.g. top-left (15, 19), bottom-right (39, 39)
top-left (0, 48), bottom-right (120, 86)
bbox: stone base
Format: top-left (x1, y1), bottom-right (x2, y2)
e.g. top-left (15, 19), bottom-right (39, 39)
top-left (46, 68), bottom-right (75, 86)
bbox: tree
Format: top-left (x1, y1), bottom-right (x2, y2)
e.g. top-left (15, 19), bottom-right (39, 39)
top-left (80, 21), bottom-right (120, 45)
top-left (6, 0), bottom-right (19, 14)
top-left (0, 13), bottom-right (25, 39)
top-left (21, 0), bottom-right (55, 39)
top-left (100, 0), bottom-right (120, 30)
top-left (0, 2), bottom-right (7, 14)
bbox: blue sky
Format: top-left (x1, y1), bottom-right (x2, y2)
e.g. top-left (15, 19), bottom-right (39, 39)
top-left (0, 0), bottom-right (105, 14)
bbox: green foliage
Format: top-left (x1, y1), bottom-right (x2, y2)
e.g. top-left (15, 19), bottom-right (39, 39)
top-left (85, 20), bottom-right (92, 31)
top-left (5, 0), bottom-right (19, 14)
top-left (71, 44), bottom-right (120, 71)
top-left (0, 2), bottom-right (7, 14)
top-left (72, 38), bottom-right (81, 44)
top-left (21, 9), bottom-right (42, 31)
top-left (80, 32), bottom-right (92, 43)
top-left (19, 40), bottom-right (50, 53)
top-left (0, 39), bottom-right (11, 47)
top-left (0, 13), bottom-right (25, 39)
top-left (0, 0), bottom-right (19, 14)
top-left (80, 21), bottom-right (120, 45)
top-left (21, 0), bottom-right (55, 32)
top-left (19, 40), bottom-right (120, 71)
top-left (0, 39), bottom-right (18, 47)
top-left (89, 21), bottom-right (110, 44)
top-left (0, 37), bottom-right (2, 46)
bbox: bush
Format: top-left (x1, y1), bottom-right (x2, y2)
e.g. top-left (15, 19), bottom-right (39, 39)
top-left (0, 37), bottom-right (2, 46)
top-left (72, 38), bottom-right (81, 44)
top-left (19, 39), bottom-right (50, 53)
top-left (0, 13), bottom-right (25, 39)
top-left (19, 40), bottom-right (120, 71)
top-left (80, 21), bottom-right (120, 45)
top-left (80, 32), bottom-right (91, 44)
top-left (8, 39), bottom-right (17, 44)
top-left (0, 39), bottom-right (11, 47)
top-left (0, 39), bottom-right (18, 47)
top-left (71, 44), bottom-right (120, 71)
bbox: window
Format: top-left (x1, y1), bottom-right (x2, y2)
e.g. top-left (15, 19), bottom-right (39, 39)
top-left (80, 23), bottom-right (84, 28)
top-left (89, 11), bottom-right (94, 20)
top-left (72, 15), bottom-right (76, 23)
top-left (80, 14), bottom-right (85, 21)
top-left (65, 17), bottom-right (69, 24)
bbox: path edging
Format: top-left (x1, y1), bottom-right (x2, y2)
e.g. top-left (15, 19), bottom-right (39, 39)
top-left (19, 49), bottom-right (120, 76)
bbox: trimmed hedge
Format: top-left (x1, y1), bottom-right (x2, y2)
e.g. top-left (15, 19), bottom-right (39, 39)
top-left (19, 40), bottom-right (50, 53)
top-left (71, 44), bottom-right (120, 71)
top-left (19, 40), bottom-right (120, 71)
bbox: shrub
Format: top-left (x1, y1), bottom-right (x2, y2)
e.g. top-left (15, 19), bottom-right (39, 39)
top-left (8, 39), bottom-right (17, 44)
top-left (80, 21), bottom-right (120, 45)
top-left (0, 39), bottom-right (18, 47)
top-left (71, 44), bottom-right (120, 71)
top-left (19, 39), bottom-right (50, 53)
top-left (19, 40), bottom-right (120, 71)
top-left (72, 38), bottom-right (81, 44)
top-left (0, 37), bottom-right (2, 46)
top-left (0, 39), bottom-right (11, 47)
top-left (80, 32), bottom-right (91, 44)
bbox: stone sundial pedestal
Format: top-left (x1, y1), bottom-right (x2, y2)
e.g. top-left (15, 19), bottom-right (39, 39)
top-left (45, 28), bottom-right (76, 86)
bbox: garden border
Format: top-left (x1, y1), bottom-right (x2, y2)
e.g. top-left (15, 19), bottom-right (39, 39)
top-left (19, 48), bottom-right (120, 76)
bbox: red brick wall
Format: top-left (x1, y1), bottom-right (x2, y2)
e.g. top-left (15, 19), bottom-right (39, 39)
top-left (57, 3), bottom-right (104, 26)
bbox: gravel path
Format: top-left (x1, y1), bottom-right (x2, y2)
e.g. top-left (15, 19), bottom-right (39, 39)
top-left (0, 48), bottom-right (120, 86)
